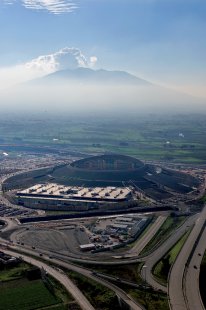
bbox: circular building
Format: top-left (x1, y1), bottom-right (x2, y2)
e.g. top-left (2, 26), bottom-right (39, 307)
top-left (5, 154), bottom-right (201, 202)
top-left (71, 154), bottom-right (144, 171)
top-left (57, 154), bottom-right (146, 187)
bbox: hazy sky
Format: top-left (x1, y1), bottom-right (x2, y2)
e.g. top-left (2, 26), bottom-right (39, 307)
top-left (0, 0), bottom-right (206, 98)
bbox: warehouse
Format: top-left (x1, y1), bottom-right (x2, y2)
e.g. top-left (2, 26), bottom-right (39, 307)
top-left (16, 183), bottom-right (133, 211)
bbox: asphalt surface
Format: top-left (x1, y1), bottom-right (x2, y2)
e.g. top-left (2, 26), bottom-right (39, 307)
top-left (3, 244), bottom-right (144, 310)
top-left (50, 258), bottom-right (144, 310)
top-left (1, 205), bottom-right (204, 310)
top-left (8, 215), bottom-right (167, 264)
top-left (141, 214), bottom-right (198, 292)
top-left (168, 206), bottom-right (206, 310)
top-left (184, 226), bottom-right (206, 310)
top-left (2, 248), bottom-right (95, 310)
top-left (0, 217), bottom-right (18, 232)
top-left (9, 215), bottom-right (168, 266)
top-left (126, 216), bottom-right (167, 257)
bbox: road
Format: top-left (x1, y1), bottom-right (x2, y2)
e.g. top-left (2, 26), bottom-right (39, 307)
top-left (2, 249), bottom-right (95, 310)
top-left (4, 244), bottom-right (144, 310)
top-left (184, 226), bottom-right (206, 310)
top-left (141, 214), bottom-right (197, 292)
top-left (91, 271), bottom-right (149, 290)
top-left (5, 213), bottom-right (166, 266)
top-left (0, 216), bottom-right (18, 232)
top-left (51, 258), bottom-right (144, 310)
top-left (1, 199), bottom-right (204, 310)
top-left (127, 216), bottom-right (167, 257)
top-left (168, 206), bottom-right (206, 310)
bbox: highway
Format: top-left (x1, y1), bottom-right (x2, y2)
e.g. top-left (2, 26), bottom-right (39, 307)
top-left (2, 211), bottom-right (204, 310)
top-left (184, 226), bottom-right (206, 310)
top-left (2, 249), bottom-right (95, 310)
top-left (1, 193), bottom-right (205, 310)
top-left (0, 241), bottom-right (144, 310)
top-left (168, 206), bottom-right (206, 310)
top-left (126, 216), bottom-right (167, 257)
top-left (141, 214), bottom-right (197, 293)
top-left (50, 258), bottom-right (144, 310)
top-left (90, 271), bottom-right (150, 290)
top-left (1, 211), bottom-right (161, 266)
top-left (0, 216), bottom-right (18, 232)
top-left (1, 211), bottom-right (205, 310)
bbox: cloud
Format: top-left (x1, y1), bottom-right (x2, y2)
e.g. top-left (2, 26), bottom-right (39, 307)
top-left (3, 0), bottom-right (78, 14)
top-left (26, 47), bottom-right (98, 73)
top-left (89, 56), bottom-right (98, 68)
top-left (4, 0), bottom-right (16, 4)
top-left (0, 47), bottom-right (98, 90)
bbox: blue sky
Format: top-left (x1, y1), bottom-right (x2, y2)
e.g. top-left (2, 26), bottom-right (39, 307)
top-left (0, 0), bottom-right (206, 97)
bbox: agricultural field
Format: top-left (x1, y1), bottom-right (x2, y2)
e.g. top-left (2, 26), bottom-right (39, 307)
top-left (0, 262), bottom-right (74, 310)
top-left (1, 113), bottom-right (206, 163)
top-left (0, 278), bottom-right (60, 310)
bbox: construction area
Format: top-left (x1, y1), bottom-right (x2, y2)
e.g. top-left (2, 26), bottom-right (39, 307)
top-left (80, 214), bottom-right (150, 252)
top-left (9, 214), bottom-right (151, 257)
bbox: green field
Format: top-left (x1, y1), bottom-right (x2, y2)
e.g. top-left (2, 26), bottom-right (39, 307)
top-left (0, 278), bottom-right (60, 310)
top-left (153, 230), bottom-right (191, 284)
top-left (0, 261), bottom-right (75, 310)
top-left (128, 288), bottom-right (169, 310)
top-left (140, 215), bottom-right (186, 255)
top-left (76, 262), bottom-right (143, 284)
top-left (66, 270), bottom-right (120, 310)
top-left (1, 113), bottom-right (206, 163)
top-left (0, 262), bottom-right (31, 281)
top-left (70, 262), bottom-right (169, 309)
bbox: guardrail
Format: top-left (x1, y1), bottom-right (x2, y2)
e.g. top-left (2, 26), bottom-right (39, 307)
top-left (182, 220), bottom-right (206, 310)
top-left (167, 224), bottom-right (194, 310)
top-left (168, 218), bottom-right (206, 310)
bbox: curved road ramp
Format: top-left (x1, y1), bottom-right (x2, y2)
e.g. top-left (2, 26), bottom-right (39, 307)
top-left (168, 206), bottom-right (206, 310)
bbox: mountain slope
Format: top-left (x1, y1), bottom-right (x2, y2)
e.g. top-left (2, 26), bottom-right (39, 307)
top-left (34, 67), bottom-right (151, 85)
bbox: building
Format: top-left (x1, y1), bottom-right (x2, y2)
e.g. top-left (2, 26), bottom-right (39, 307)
top-left (16, 183), bottom-right (133, 211)
top-left (11, 154), bottom-right (201, 207)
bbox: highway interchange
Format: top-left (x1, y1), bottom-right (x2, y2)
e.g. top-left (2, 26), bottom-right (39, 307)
top-left (2, 249), bottom-right (95, 310)
top-left (1, 204), bottom-right (206, 310)
top-left (168, 206), bottom-right (206, 310)
top-left (0, 169), bottom-right (206, 310)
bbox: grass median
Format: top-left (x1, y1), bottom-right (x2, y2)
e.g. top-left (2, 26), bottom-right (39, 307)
top-left (153, 229), bottom-right (191, 285)
top-left (66, 270), bottom-right (120, 310)
top-left (140, 215), bottom-right (186, 256)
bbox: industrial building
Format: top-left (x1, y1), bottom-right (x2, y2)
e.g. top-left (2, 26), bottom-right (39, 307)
top-left (7, 154), bottom-right (201, 203)
top-left (79, 215), bottom-right (150, 252)
top-left (16, 183), bottom-right (133, 211)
